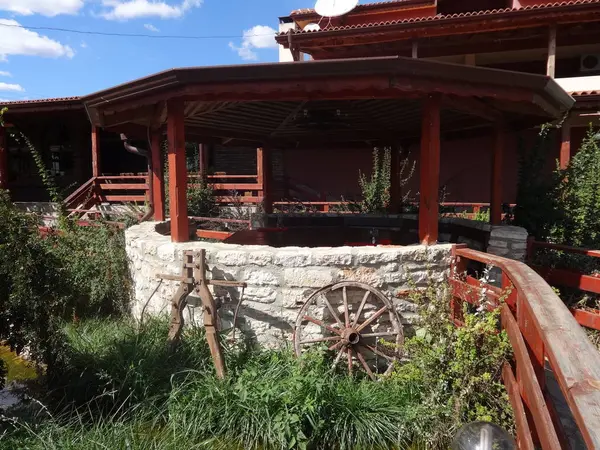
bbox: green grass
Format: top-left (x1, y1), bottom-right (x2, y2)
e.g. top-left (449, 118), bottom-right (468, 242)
top-left (0, 310), bottom-right (513, 450)
top-left (0, 346), bottom-right (37, 384)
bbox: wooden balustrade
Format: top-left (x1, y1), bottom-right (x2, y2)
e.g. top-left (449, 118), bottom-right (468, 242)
top-left (451, 245), bottom-right (600, 449)
top-left (527, 239), bottom-right (600, 331)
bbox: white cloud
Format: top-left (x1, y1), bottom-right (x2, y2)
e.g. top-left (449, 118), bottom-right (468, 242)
top-left (0, 19), bottom-right (75, 61)
top-left (229, 25), bottom-right (277, 61)
top-left (0, 0), bottom-right (83, 16)
top-left (0, 71), bottom-right (11, 77)
top-left (144, 23), bottom-right (160, 32)
top-left (0, 82), bottom-right (24, 92)
top-left (101, 0), bottom-right (202, 20)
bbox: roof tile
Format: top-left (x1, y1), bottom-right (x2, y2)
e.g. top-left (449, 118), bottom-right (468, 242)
top-left (286, 0), bottom-right (600, 34)
top-left (0, 96), bottom-right (80, 105)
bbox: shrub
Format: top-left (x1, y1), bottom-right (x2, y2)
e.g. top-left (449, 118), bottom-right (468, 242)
top-left (359, 147), bottom-right (392, 214)
top-left (187, 179), bottom-right (217, 217)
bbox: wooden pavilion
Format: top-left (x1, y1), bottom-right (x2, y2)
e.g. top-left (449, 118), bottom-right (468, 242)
top-left (82, 56), bottom-right (573, 243)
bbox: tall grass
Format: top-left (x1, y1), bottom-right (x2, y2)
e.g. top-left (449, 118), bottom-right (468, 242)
top-left (1, 302), bottom-right (513, 450)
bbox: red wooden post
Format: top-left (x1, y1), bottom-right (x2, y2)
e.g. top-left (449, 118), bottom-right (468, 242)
top-left (91, 125), bottom-right (101, 178)
top-left (0, 126), bottom-right (7, 190)
top-left (560, 120), bottom-right (571, 170)
top-left (167, 99), bottom-right (189, 242)
top-left (491, 123), bottom-right (505, 226)
top-left (257, 147), bottom-right (273, 214)
top-left (419, 95), bottom-right (441, 245)
top-left (150, 128), bottom-right (165, 222)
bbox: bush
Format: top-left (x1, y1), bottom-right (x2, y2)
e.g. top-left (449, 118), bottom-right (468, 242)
top-left (359, 147), bottom-right (392, 214)
top-left (0, 192), bottom-right (130, 375)
top-left (187, 179), bottom-right (217, 217)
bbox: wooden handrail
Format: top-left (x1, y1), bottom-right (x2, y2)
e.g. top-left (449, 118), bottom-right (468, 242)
top-left (529, 239), bottom-right (600, 259)
top-left (64, 177), bottom-right (97, 208)
top-left (453, 247), bottom-right (600, 449)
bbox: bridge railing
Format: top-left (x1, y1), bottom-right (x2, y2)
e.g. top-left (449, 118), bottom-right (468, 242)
top-left (451, 245), bottom-right (600, 449)
top-left (527, 239), bottom-right (600, 331)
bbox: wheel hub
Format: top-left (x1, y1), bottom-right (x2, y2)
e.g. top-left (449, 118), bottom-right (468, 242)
top-left (343, 328), bottom-right (361, 345)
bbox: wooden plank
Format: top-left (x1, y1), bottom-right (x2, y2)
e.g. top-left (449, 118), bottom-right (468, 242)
top-left (419, 95), bottom-right (441, 245)
top-left (501, 305), bottom-right (562, 450)
top-left (547, 25), bottom-right (557, 78)
top-left (151, 128), bottom-right (165, 221)
top-left (502, 363), bottom-right (536, 450)
top-left (200, 183), bottom-right (262, 191)
top-left (216, 195), bottom-right (262, 204)
top-left (97, 175), bottom-right (148, 180)
top-left (91, 125), bottom-right (101, 178)
top-left (449, 278), bottom-right (499, 308)
top-left (104, 195), bottom-right (146, 202)
top-left (571, 308), bottom-right (600, 331)
top-left (531, 241), bottom-right (600, 259)
top-left (99, 183), bottom-right (149, 190)
top-left (167, 98), bottom-right (189, 242)
top-left (491, 123), bottom-right (505, 226)
top-left (0, 127), bottom-right (7, 189)
top-left (196, 229), bottom-right (233, 241)
top-left (205, 174), bottom-right (258, 179)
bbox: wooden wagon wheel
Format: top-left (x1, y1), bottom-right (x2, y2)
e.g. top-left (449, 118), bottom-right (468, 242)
top-left (294, 281), bottom-right (404, 380)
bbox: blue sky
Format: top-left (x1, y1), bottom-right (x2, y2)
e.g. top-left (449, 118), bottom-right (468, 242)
top-left (0, 0), bottom-right (310, 101)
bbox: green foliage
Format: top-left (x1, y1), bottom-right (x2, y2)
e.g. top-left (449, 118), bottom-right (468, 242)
top-left (359, 147), bottom-right (392, 214)
top-left (513, 125), bottom-right (560, 240)
top-left (392, 284), bottom-right (514, 447)
top-left (0, 192), bottom-right (130, 374)
top-left (187, 178), bottom-right (217, 217)
top-left (551, 127), bottom-right (600, 248)
top-left (0, 359), bottom-right (6, 391)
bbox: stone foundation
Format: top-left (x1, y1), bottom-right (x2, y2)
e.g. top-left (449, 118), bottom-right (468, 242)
top-left (126, 222), bottom-right (454, 345)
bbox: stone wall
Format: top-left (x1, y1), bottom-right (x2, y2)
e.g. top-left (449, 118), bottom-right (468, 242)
top-left (486, 226), bottom-right (529, 262)
top-left (126, 222), bottom-right (454, 345)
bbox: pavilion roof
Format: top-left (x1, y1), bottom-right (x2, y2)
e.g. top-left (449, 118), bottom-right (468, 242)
top-left (81, 56), bottom-right (573, 146)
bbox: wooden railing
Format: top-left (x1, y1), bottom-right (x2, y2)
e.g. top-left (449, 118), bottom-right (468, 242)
top-left (527, 239), bottom-right (600, 331)
top-left (451, 245), bottom-right (600, 449)
top-left (96, 175), bottom-right (149, 204)
top-left (189, 173), bottom-right (263, 204)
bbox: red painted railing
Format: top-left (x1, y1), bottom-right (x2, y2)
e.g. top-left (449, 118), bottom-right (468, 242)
top-left (527, 239), bottom-right (600, 331)
top-left (189, 173), bottom-right (264, 204)
top-left (451, 245), bottom-right (600, 449)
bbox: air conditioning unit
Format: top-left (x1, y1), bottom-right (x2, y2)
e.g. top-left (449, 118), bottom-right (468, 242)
top-left (580, 54), bottom-right (600, 72)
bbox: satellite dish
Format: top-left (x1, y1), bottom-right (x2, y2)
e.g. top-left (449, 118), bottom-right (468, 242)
top-left (304, 23), bottom-right (321, 32)
top-left (315, 0), bottom-right (359, 17)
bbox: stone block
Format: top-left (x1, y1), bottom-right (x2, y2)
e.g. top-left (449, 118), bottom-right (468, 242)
top-left (490, 226), bottom-right (528, 240)
top-left (243, 287), bottom-right (278, 304)
top-left (312, 250), bottom-right (353, 266)
top-left (274, 251), bottom-right (312, 267)
top-left (281, 288), bottom-right (313, 309)
top-left (157, 244), bottom-right (176, 262)
top-left (338, 267), bottom-right (384, 287)
top-left (215, 250), bottom-right (248, 266)
top-left (510, 242), bottom-right (528, 251)
top-left (355, 249), bottom-right (400, 265)
top-left (243, 269), bottom-right (280, 286)
top-left (487, 239), bottom-right (508, 248)
top-left (247, 251), bottom-right (273, 266)
top-left (284, 268), bottom-right (336, 288)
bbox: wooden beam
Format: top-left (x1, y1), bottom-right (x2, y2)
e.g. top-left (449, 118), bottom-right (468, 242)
top-left (167, 99), bottom-right (189, 242)
top-left (560, 119), bottom-right (571, 170)
top-left (151, 128), bottom-right (166, 221)
top-left (419, 95), bottom-right (441, 245)
top-left (491, 123), bottom-right (505, 226)
top-left (464, 54), bottom-right (476, 66)
top-left (411, 40), bottom-right (418, 58)
top-left (91, 125), bottom-right (101, 178)
top-left (0, 127), bottom-right (7, 189)
top-left (547, 25), bottom-right (557, 78)
top-left (257, 147), bottom-right (272, 214)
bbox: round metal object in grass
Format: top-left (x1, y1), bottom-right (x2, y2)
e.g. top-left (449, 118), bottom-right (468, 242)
top-left (294, 281), bottom-right (404, 379)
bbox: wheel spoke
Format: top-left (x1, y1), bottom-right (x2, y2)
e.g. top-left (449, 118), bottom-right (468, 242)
top-left (356, 306), bottom-right (388, 333)
top-left (329, 340), bottom-right (344, 351)
top-left (359, 344), bottom-right (395, 361)
top-left (347, 347), bottom-right (353, 375)
top-left (360, 331), bottom-right (398, 338)
top-left (355, 349), bottom-right (376, 381)
top-left (332, 347), bottom-right (345, 370)
top-left (300, 336), bottom-right (342, 345)
top-left (342, 286), bottom-right (350, 327)
top-left (302, 315), bottom-right (342, 336)
top-left (321, 294), bottom-right (344, 328)
top-left (352, 291), bottom-right (370, 328)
